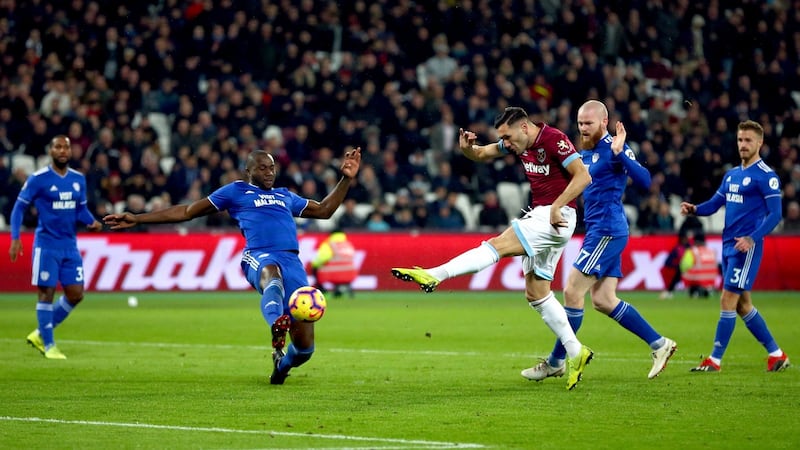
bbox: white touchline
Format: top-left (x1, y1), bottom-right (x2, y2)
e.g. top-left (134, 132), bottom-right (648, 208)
top-left (0, 416), bottom-right (485, 449)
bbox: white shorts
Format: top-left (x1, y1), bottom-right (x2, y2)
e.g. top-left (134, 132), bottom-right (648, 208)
top-left (510, 205), bottom-right (576, 281)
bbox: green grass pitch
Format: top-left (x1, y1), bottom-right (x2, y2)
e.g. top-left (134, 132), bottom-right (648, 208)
top-left (1, 290), bottom-right (798, 449)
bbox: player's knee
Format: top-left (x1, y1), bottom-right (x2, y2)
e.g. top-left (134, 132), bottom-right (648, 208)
top-left (562, 289), bottom-right (583, 308)
top-left (591, 294), bottom-right (617, 314)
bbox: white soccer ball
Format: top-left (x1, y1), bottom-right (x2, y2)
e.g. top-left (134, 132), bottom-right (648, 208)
top-left (127, 296), bottom-right (139, 308)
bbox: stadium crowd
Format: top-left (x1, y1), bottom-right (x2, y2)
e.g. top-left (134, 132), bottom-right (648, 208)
top-left (1, 0), bottom-right (800, 234)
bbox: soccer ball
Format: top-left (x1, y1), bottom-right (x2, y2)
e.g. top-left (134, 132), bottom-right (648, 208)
top-left (288, 286), bottom-right (327, 322)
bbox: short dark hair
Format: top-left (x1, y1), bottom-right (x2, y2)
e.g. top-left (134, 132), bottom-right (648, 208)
top-left (494, 107), bottom-right (528, 128)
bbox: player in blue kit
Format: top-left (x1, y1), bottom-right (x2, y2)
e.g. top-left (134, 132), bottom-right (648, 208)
top-left (522, 100), bottom-right (677, 382)
top-left (681, 120), bottom-right (789, 372)
top-left (8, 135), bottom-right (102, 359)
top-left (104, 147), bottom-right (361, 384)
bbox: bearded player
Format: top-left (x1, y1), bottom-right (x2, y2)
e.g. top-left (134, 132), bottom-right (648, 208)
top-left (392, 106), bottom-right (593, 390)
top-left (522, 100), bottom-right (677, 383)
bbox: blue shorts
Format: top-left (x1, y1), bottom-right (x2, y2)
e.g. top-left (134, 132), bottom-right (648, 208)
top-left (572, 234), bottom-right (626, 279)
top-left (31, 245), bottom-right (85, 288)
top-left (721, 244), bottom-right (763, 293)
top-left (241, 249), bottom-right (309, 307)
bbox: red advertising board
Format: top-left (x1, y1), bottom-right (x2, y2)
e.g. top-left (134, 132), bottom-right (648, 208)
top-left (2, 232), bottom-right (799, 292)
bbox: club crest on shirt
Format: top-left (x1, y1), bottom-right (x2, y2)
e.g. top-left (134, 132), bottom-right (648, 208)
top-left (73, 182), bottom-right (80, 192)
top-left (592, 153), bottom-right (600, 163)
top-left (742, 177), bottom-right (751, 186)
top-left (556, 139), bottom-right (572, 155)
top-left (769, 177), bottom-right (779, 190)
top-left (536, 148), bottom-right (546, 163)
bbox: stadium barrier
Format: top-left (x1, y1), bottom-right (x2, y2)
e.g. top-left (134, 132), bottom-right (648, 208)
top-left (2, 232), bottom-right (799, 292)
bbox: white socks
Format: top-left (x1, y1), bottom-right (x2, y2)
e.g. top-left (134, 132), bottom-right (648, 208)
top-left (428, 242), bottom-right (500, 281)
top-left (530, 291), bottom-right (582, 358)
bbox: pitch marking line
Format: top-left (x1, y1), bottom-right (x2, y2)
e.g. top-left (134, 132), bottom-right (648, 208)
top-left (0, 416), bottom-right (485, 449)
top-left (1, 337), bottom-right (661, 362)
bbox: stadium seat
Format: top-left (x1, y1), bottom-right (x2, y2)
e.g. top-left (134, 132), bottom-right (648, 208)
top-left (708, 209), bottom-right (725, 233)
top-left (36, 154), bottom-right (51, 169)
top-left (623, 204), bottom-right (640, 232)
top-left (454, 193), bottom-right (475, 230)
top-left (669, 195), bottom-right (683, 231)
top-left (471, 203), bottom-right (488, 230)
top-left (159, 156), bottom-right (175, 174)
top-left (315, 216), bottom-right (338, 231)
top-left (384, 192), bottom-right (396, 208)
top-left (132, 111), bottom-right (172, 156)
top-left (353, 203), bottom-right (373, 221)
top-left (497, 182), bottom-right (523, 220)
top-left (11, 154), bottom-right (36, 175)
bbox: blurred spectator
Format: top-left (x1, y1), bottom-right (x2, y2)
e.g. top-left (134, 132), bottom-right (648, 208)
top-left (0, 0), bottom-right (798, 237)
top-left (478, 190), bottom-right (509, 231)
top-left (421, 34), bottom-right (458, 86)
top-left (429, 191), bottom-right (466, 230)
top-left (783, 201), bottom-right (800, 233)
top-left (637, 193), bottom-right (675, 234)
top-left (337, 198), bottom-right (364, 230)
top-left (365, 210), bottom-right (391, 232)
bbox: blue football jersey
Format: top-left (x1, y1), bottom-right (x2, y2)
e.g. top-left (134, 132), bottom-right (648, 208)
top-left (16, 167), bottom-right (90, 249)
top-left (581, 134), bottom-right (650, 236)
top-left (718, 160), bottom-right (782, 247)
top-left (208, 181), bottom-right (309, 252)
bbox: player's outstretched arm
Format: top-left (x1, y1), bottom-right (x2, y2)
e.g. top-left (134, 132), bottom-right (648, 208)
top-left (103, 198), bottom-right (217, 229)
top-left (304, 147), bottom-right (361, 219)
top-left (459, 128), bottom-right (501, 162)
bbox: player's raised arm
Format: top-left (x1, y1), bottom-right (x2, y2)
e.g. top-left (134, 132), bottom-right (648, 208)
top-left (303, 146), bottom-right (362, 219)
top-left (458, 128), bottom-right (502, 162)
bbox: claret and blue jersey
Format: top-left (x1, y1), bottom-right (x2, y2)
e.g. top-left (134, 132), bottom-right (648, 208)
top-left (208, 180), bottom-right (309, 252)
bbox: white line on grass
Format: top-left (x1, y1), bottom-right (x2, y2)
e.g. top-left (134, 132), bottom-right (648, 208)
top-left (0, 337), bottom-right (658, 362)
top-left (7, 338), bottom-right (705, 364)
top-left (0, 416), bottom-right (485, 449)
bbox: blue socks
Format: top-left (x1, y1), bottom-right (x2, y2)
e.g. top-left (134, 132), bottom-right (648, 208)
top-left (36, 302), bottom-right (55, 348)
top-left (710, 311), bottom-right (737, 360)
top-left (260, 278), bottom-right (285, 326)
top-left (742, 308), bottom-right (779, 353)
top-left (549, 300), bottom-right (666, 366)
top-left (278, 343), bottom-right (315, 372)
top-left (52, 296), bottom-right (74, 327)
top-left (609, 301), bottom-right (664, 350)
